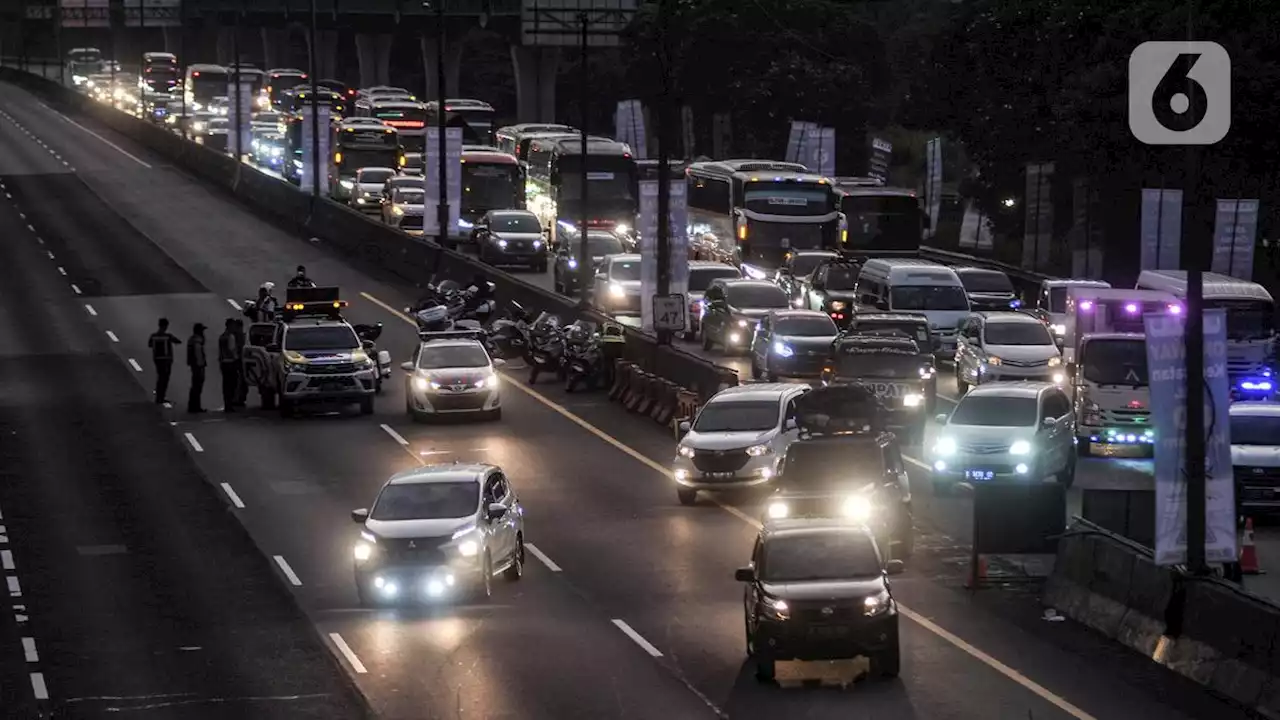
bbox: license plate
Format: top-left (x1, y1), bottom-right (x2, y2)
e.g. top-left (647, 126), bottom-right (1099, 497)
top-left (703, 472), bottom-right (734, 479)
top-left (808, 626), bottom-right (849, 638)
top-left (965, 470), bottom-right (995, 481)
top-left (534, 356), bottom-right (547, 364)
top-left (571, 363), bottom-right (586, 372)
top-left (319, 381), bottom-right (345, 391)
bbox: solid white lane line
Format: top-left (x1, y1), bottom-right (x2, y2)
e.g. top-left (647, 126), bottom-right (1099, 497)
top-left (380, 424), bottom-right (409, 446)
top-left (51, 111), bottom-right (153, 168)
top-left (106, 330), bottom-right (119, 342)
top-left (71, 284), bottom-right (81, 295)
top-left (56, 266), bottom-right (65, 275)
top-left (21, 637), bottom-right (37, 662)
top-left (226, 298), bottom-right (242, 311)
top-left (525, 543), bottom-right (561, 572)
top-left (183, 433), bottom-right (203, 452)
top-left (611, 619), bottom-right (663, 657)
top-left (83, 303), bottom-right (95, 315)
top-left (220, 483), bottom-right (245, 508)
top-left (272, 555), bottom-right (302, 586)
top-left (328, 633), bottom-right (367, 674)
top-left (30, 672), bottom-right (47, 700)
top-left (0, 550), bottom-right (12, 570)
top-left (127, 358), bottom-right (142, 372)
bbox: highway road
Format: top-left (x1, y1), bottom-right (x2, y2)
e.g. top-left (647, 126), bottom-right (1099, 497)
top-left (0, 75), bottom-right (1247, 720)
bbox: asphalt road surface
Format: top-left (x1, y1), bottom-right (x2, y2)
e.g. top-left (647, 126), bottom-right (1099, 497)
top-left (0, 76), bottom-right (1250, 720)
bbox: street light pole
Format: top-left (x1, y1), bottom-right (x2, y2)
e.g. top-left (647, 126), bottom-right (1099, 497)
top-left (232, 3), bottom-right (243, 161)
top-left (576, 11), bottom-right (590, 292)
top-left (654, 0), bottom-right (672, 346)
top-left (435, 0), bottom-right (449, 247)
top-left (308, 0), bottom-right (320, 197)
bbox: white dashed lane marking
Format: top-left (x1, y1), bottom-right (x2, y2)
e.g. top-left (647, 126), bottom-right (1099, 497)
top-left (30, 672), bottom-right (47, 700)
top-left (380, 424), bottom-right (409, 446)
top-left (71, 284), bottom-right (81, 295)
top-left (1, 550), bottom-right (13, 570)
top-left (526, 543), bottom-right (561, 572)
top-left (611, 619), bottom-right (663, 658)
top-left (83, 303), bottom-right (95, 316)
top-left (183, 433), bottom-right (204, 452)
top-left (220, 483), bottom-right (245, 508)
top-left (328, 633), bottom-right (367, 674)
top-left (21, 637), bottom-right (37, 662)
top-left (226, 298), bottom-right (242, 311)
top-left (272, 556), bottom-right (302, 586)
top-left (106, 330), bottom-right (118, 342)
top-left (127, 358), bottom-right (142, 372)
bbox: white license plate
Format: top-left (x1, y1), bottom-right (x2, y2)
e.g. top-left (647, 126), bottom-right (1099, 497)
top-left (965, 470), bottom-right (994, 481)
top-left (703, 472), bottom-right (734, 479)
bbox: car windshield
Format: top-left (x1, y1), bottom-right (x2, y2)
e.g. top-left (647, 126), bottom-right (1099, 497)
top-left (284, 326), bottom-right (361, 351)
top-left (693, 400), bottom-right (779, 432)
top-left (610, 260), bottom-right (641, 281)
top-left (761, 531), bottom-right (882, 582)
top-left (1081, 339), bottom-right (1148, 386)
top-left (1208, 299), bottom-right (1275, 341)
top-left (490, 214), bottom-right (542, 233)
top-left (395, 189), bottom-right (425, 204)
top-left (360, 169), bottom-right (394, 183)
top-left (833, 352), bottom-right (917, 379)
top-left (688, 267), bottom-right (742, 292)
top-left (984, 322), bottom-right (1053, 346)
top-left (727, 285), bottom-right (789, 309)
top-left (823, 266), bottom-right (860, 290)
top-left (418, 344), bottom-right (490, 369)
top-left (1231, 415), bottom-right (1280, 446)
top-left (950, 396), bottom-right (1038, 426)
top-left (775, 316), bottom-right (837, 337)
top-left (891, 285), bottom-right (969, 311)
top-left (371, 481), bottom-right (479, 521)
top-left (574, 234), bottom-right (623, 257)
top-left (790, 254), bottom-right (834, 276)
top-left (959, 272), bottom-right (1014, 294)
top-left (1048, 287), bottom-right (1069, 313)
top-left (782, 441), bottom-right (884, 485)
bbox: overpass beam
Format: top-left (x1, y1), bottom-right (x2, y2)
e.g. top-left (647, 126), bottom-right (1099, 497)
top-left (261, 28), bottom-right (291, 70)
top-left (355, 33), bottom-right (393, 89)
top-left (419, 35), bottom-right (463, 100)
top-left (511, 45), bottom-right (559, 123)
top-left (308, 30), bottom-right (339, 81)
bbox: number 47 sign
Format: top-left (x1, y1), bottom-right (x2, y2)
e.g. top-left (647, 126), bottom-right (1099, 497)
top-left (652, 294), bottom-right (687, 333)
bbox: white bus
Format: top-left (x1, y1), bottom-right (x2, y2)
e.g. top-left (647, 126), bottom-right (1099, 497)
top-left (184, 63), bottom-right (228, 112)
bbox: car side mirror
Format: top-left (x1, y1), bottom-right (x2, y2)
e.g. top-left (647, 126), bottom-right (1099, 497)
top-left (678, 420), bottom-right (691, 435)
top-left (400, 362), bottom-right (414, 372)
top-left (784, 418), bottom-right (798, 431)
top-left (1041, 417), bottom-right (1056, 429)
top-left (351, 508), bottom-right (369, 523)
top-left (734, 566), bottom-right (755, 583)
top-left (934, 413), bottom-right (949, 424)
top-left (492, 358), bottom-right (507, 367)
top-left (487, 502), bottom-right (507, 520)
top-left (885, 559), bottom-right (905, 575)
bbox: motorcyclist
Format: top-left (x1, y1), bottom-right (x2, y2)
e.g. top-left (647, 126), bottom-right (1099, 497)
top-left (287, 265), bottom-right (315, 288)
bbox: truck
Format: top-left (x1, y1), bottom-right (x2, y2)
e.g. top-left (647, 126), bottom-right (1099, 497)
top-left (242, 287), bottom-right (391, 417)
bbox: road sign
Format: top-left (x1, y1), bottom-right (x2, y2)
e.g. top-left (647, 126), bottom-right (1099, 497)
top-left (652, 294), bottom-right (687, 333)
top-left (522, 0), bottom-right (638, 47)
top-left (123, 0), bottom-right (182, 28)
top-left (59, 0), bottom-right (110, 27)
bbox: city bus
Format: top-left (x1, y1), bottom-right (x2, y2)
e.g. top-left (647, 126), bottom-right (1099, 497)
top-left (526, 136), bottom-right (638, 246)
top-left (833, 180), bottom-right (927, 253)
top-left (184, 63), bottom-right (229, 112)
top-left (495, 123), bottom-right (574, 157)
top-left (686, 159), bottom-right (840, 276)
top-left (457, 148), bottom-right (524, 235)
top-left (281, 88), bottom-right (346, 117)
top-left (264, 68), bottom-right (308, 109)
top-left (67, 47), bottom-right (104, 86)
top-left (224, 64), bottom-right (266, 109)
top-left (1135, 269), bottom-right (1276, 397)
top-left (367, 100), bottom-right (427, 152)
top-left (330, 122), bottom-right (403, 200)
top-left (426, 98), bottom-right (496, 146)
top-left (141, 51), bottom-right (179, 93)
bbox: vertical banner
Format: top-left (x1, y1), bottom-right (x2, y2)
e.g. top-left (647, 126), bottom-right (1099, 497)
top-left (1021, 162), bottom-right (1052, 270)
top-left (1139, 188), bottom-right (1183, 270)
top-left (226, 80), bottom-right (254, 158)
top-left (711, 112), bottom-right (731, 160)
top-left (785, 121), bottom-right (812, 164)
top-left (867, 137), bottom-right (892, 184)
top-left (423, 127), bottom-right (463, 238)
top-left (680, 105), bottom-right (695, 160)
top-left (299, 106), bottom-right (327, 194)
top-left (614, 100), bottom-right (647, 159)
top-left (1211, 199), bottom-right (1259, 280)
top-left (638, 178), bottom-right (689, 332)
top-left (1145, 309), bottom-right (1237, 567)
top-left (812, 127), bottom-right (835, 177)
top-left (924, 138), bottom-right (942, 240)
top-left (958, 200), bottom-right (993, 251)
top-left (316, 107), bottom-right (331, 196)
top-left (1071, 177), bottom-right (1104, 279)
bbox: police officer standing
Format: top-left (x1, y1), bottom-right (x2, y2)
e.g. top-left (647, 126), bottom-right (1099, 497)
top-left (288, 265), bottom-right (315, 288)
top-left (147, 318), bottom-right (182, 405)
top-left (187, 323), bottom-right (207, 413)
top-left (218, 318), bottom-right (241, 412)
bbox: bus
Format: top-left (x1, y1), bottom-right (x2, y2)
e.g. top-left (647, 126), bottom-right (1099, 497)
top-left (686, 159), bottom-right (840, 276)
top-left (1135, 269), bottom-right (1276, 397)
top-left (67, 47), bottom-right (104, 87)
top-left (457, 149), bottom-right (524, 235)
top-left (330, 122), bottom-right (403, 200)
top-left (495, 123), bottom-right (574, 157)
top-left (426, 99), bottom-right (496, 146)
top-left (281, 88), bottom-right (347, 117)
top-left (184, 64), bottom-right (229, 112)
top-left (141, 52), bottom-right (179, 93)
top-left (264, 68), bottom-right (308, 109)
top-left (367, 100), bottom-right (427, 152)
top-left (526, 137), bottom-right (638, 246)
top-left (282, 103), bottom-right (341, 185)
top-left (833, 180), bottom-right (927, 253)
top-left (224, 64), bottom-right (266, 109)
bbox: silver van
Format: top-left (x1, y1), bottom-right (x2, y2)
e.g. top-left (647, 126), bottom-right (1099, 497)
top-left (852, 259), bottom-right (970, 359)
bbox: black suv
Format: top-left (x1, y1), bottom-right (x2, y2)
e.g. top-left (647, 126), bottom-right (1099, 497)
top-left (821, 334), bottom-right (929, 443)
top-left (766, 384), bottom-right (913, 560)
top-left (736, 519), bottom-right (904, 682)
top-left (844, 312), bottom-right (938, 410)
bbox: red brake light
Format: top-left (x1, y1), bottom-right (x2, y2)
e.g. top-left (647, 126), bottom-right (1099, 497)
top-left (193, 71), bottom-right (200, 76)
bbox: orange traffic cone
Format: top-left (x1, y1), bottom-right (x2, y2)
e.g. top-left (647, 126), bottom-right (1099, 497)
top-left (1241, 518), bottom-right (1263, 575)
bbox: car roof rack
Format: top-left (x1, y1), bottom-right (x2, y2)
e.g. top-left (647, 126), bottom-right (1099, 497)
top-left (281, 286), bottom-right (346, 321)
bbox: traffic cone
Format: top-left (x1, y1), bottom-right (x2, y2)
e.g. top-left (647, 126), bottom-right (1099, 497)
top-left (1240, 518), bottom-right (1263, 575)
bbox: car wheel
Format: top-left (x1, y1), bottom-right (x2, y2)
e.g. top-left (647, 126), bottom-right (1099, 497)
top-left (677, 488), bottom-right (698, 506)
top-left (504, 535), bottom-right (524, 581)
top-left (895, 507), bottom-right (915, 560)
top-left (870, 646), bottom-right (901, 679)
top-left (754, 656), bottom-right (776, 683)
top-left (744, 619), bottom-right (755, 657)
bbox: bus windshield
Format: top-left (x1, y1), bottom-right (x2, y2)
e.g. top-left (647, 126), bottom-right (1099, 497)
top-left (744, 182), bottom-right (831, 216)
top-left (189, 71), bottom-right (229, 104)
top-left (268, 74), bottom-right (307, 104)
top-left (1082, 339), bottom-right (1148, 386)
top-left (449, 107), bottom-right (495, 144)
top-left (556, 156), bottom-right (635, 201)
top-left (463, 162), bottom-right (520, 212)
top-left (375, 105), bottom-right (426, 129)
top-left (842, 194), bottom-right (922, 250)
top-left (1206, 299), bottom-right (1275, 340)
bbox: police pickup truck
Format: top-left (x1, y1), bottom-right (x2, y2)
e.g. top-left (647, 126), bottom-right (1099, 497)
top-left (821, 334), bottom-right (928, 443)
top-left (243, 287), bottom-right (391, 417)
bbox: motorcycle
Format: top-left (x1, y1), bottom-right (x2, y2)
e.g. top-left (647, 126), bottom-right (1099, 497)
top-left (485, 301), bottom-right (534, 360)
top-left (563, 322), bottom-right (604, 392)
top-left (353, 322), bottom-right (394, 393)
top-left (526, 313), bottom-right (566, 384)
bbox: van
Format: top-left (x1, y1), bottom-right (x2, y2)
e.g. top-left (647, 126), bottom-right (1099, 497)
top-left (852, 259), bottom-right (970, 358)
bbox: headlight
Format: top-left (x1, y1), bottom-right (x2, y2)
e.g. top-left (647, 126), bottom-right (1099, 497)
top-left (864, 590), bottom-right (891, 616)
top-left (392, 206), bottom-right (405, 216)
top-left (934, 437), bottom-right (956, 456)
top-left (745, 444), bottom-right (771, 457)
top-left (842, 495), bottom-right (872, 521)
top-left (678, 445), bottom-right (695, 458)
top-left (458, 218), bottom-right (473, 229)
top-left (986, 356), bottom-right (1002, 366)
top-left (475, 375), bottom-right (495, 389)
top-left (533, 240), bottom-right (542, 249)
top-left (340, 179), bottom-right (354, 189)
top-left (568, 258), bottom-right (578, 269)
top-left (497, 239), bottom-right (509, 249)
top-left (761, 594), bottom-right (789, 619)
top-left (193, 122), bottom-right (206, 132)
top-left (412, 376), bottom-right (429, 391)
top-left (457, 540), bottom-right (479, 557)
top-left (609, 282), bottom-right (625, 298)
top-left (902, 393), bottom-right (922, 408)
top-left (919, 365), bottom-right (935, 378)
top-left (829, 301), bottom-right (847, 311)
top-left (737, 319), bottom-right (750, 328)
top-left (1052, 372), bottom-right (1065, 383)
top-left (353, 541), bottom-right (374, 561)
top-left (772, 341), bottom-right (794, 357)
top-left (614, 223), bottom-right (629, 235)
top-left (272, 147), bottom-right (282, 157)
top-left (1009, 440), bottom-right (1032, 455)
top-left (1051, 324), bottom-right (1066, 335)
top-left (767, 501), bottom-right (789, 519)
top-left (1047, 356), bottom-right (1062, 367)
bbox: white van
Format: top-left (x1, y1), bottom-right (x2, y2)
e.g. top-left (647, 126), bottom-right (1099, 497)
top-left (853, 259), bottom-right (970, 358)
top-left (1033, 278), bottom-right (1111, 338)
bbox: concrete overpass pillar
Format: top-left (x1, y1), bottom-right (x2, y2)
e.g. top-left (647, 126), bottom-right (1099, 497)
top-left (511, 45), bottom-right (560, 123)
top-left (163, 27), bottom-right (180, 55)
top-left (355, 33), bottom-right (392, 89)
top-left (420, 35), bottom-right (464, 100)
top-left (301, 28), bottom-right (339, 79)
top-left (261, 28), bottom-right (290, 70)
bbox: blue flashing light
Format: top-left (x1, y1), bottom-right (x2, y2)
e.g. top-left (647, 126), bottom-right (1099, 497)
top-left (1240, 380), bottom-right (1273, 392)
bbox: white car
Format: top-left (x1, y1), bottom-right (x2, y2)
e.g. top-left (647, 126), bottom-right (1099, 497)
top-left (348, 166), bottom-right (397, 212)
top-left (402, 336), bottom-right (504, 421)
top-left (929, 382), bottom-right (1076, 495)
top-left (954, 312), bottom-right (1064, 394)
top-left (592, 253), bottom-right (642, 315)
top-left (382, 186), bottom-right (425, 235)
top-left (672, 383), bottom-right (809, 505)
top-left (1230, 402), bottom-right (1280, 514)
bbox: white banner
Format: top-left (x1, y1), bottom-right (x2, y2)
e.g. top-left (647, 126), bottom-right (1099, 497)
top-left (614, 99), bottom-right (647, 159)
top-left (924, 138), bottom-right (943, 240)
top-left (1020, 162), bottom-right (1054, 271)
top-left (639, 178), bottom-right (690, 331)
top-left (1139, 188), bottom-right (1183, 271)
top-left (423, 127), bottom-right (463, 238)
top-left (958, 200), bottom-right (993, 251)
top-left (1211, 199), bottom-right (1259, 280)
top-left (225, 81), bottom-right (254, 159)
top-left (785, 122), bottom-right (834, 176)
top-left (299, 106), bottom-right (331, 195)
